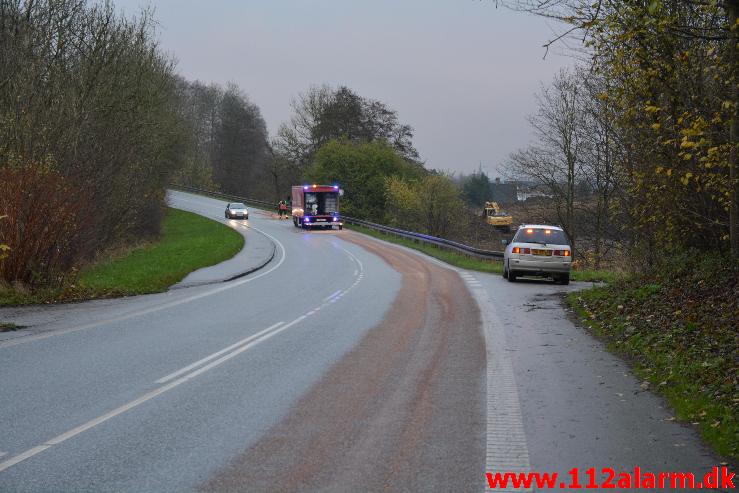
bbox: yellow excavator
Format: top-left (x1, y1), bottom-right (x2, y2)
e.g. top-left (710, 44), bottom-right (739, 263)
top-left (483, 201), bottom-right (512, 232)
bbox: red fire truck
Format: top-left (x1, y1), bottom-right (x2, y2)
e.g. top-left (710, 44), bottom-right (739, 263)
top-left (291, 184), bottom-right (343, 230)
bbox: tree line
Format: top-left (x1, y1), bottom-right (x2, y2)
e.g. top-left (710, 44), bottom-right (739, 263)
top-left (0, 0), bottom-right (460, 290)
top-left (0, 0), bottom-right (275, 288)
top-left (172, 79), bottom-right (271, 198)
top-left (274, 85), bottom-right (472, 238)
top-left (1, 0), bottom-right (185, 287)
top-left (501, 0), bottom-right (739, 264)
top-left (5, 0), bottom-right (732, 290)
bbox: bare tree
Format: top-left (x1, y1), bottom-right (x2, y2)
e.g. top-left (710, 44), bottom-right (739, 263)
top-left (507, 68), bottom-right (585, 253)
top-left (499, 0), bottom-right (739, 258)
top-left (576, 67), bottom-right (621, 268)
top-left (0, 0), bottom-right (187, 285)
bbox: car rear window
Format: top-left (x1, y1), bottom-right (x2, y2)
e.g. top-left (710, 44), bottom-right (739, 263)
top-left (514, 228), bottom-right (569, 245)
top-left (231, 203), bottom-right (246, 208)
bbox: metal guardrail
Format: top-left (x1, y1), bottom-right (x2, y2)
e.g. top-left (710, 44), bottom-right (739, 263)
top-left (171, 185), bottom-right (275, 208)
top-left (170, 185), bottom-right (504, 261)
top-left (340, 216), bottom-right (504, 260)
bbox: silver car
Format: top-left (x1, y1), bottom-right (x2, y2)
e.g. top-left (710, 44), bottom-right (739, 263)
top-left (225, 202), bottom-right (248, 220)
top-left (503, 224), bottom-right (572, 284)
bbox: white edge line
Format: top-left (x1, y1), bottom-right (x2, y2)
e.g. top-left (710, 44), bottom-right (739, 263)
top-left (0, 204), bottom-right (371, 473)
top-left (0, 222), bottom-right (286, 350)
top-left (0, 312), bottom-right (312, 473)
top-left (155, 322), bottom-right (284, 384)
top-left (322, 290), bottom-right (342, 302)
top-left (0, 446), bottom-right (49, 472)
top-left (337, 245), bottom-right (365, 278)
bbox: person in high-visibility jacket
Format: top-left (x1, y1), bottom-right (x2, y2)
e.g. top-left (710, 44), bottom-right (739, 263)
top-left (278, 200), bottom-right (287, 219)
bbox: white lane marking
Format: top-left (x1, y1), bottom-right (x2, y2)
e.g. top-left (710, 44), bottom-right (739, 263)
top-left (0, 225), bottom-right (286, 350)
top-left (322, 290), bottom-right (342, 302)
top-left (467, 284), bottom-right (532, 492)
top-left (337, 246), bottom-right (364, 283)
top-left (155, 322), bottom-right (284, 384)
top-left (0, 307), bottom-right (334, 473)
top-left (288, 315), bottom-right (307, 325)
top-left (0, 210), bottom-right (371, 473)
top-left (0, 446), bottom-right (49, 472)
top-left (0, 451), bottom-right (6, 458)
top-left (348, 229), bottom-right (529, 491)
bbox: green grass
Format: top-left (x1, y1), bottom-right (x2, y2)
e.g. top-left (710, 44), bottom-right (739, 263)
top-left (347, 223), bottom-right (617, 282)
top-left (352, 222), bottom-right (738, 459)
top-left (77, 208), bottom-right (243, 295)
top-left (0, 322), bottom-right (19, 332)
top-left (347, 224), bottom-right (503, 273)
top-left (567, 256), bottom-right (739, 460)
top-left (0, 208), bottom-right (244, 304)
top-left (572, 268), bottom-right (625, 283)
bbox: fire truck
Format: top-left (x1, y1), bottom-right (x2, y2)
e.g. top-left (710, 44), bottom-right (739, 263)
top-left (291, 184), bottom-right (343, 230)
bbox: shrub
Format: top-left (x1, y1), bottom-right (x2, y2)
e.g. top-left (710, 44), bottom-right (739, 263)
top-left (0, 165), bottom-right (96, 288)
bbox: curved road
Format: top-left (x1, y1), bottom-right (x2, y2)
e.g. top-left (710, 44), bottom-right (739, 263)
top-left (0, 191), bottom-right (727, 492)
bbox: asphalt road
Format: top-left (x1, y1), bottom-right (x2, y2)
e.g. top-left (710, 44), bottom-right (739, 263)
top-left (0, 191), bottom-right (729, 492)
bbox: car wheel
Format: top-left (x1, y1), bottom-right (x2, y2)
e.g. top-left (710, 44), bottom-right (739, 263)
top-left (507, 269), bottom-right (517, 282)
top-left (245, 214), bottom-right (249, 220)
top-left (503, 263), bottom-right (508, 279)
top-left (558, 273), bottom-right (570, 285)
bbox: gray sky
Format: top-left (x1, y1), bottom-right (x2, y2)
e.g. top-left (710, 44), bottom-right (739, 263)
top-left (117, 0), bottom-right (571, 176)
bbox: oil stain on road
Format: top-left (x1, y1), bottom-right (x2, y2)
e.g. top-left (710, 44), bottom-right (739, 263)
top-left (202, 232), bottom-right (486, 492)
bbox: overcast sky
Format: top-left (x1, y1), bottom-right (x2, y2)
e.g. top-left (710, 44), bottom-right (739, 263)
top-left (116, 0), bottom-right (572, 176)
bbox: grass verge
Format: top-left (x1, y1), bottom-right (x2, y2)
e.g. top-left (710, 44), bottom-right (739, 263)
top-left (566, 254), bottom-right (738, 461)
top-left (0, 322), bottom-right (19, 332)
top-left (347, 223), bottom-right (617, 282)
top-left (0, 208), bottom-right (244, 305)
top-left (347, 224), bottom-right (503, 273)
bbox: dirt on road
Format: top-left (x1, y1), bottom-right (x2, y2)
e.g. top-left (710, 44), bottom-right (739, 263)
top-left (202, 232), bottom-right (486, 492)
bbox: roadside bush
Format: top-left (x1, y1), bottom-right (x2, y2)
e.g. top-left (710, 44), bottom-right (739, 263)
top-left (385, 174), bottom-right (466, 238)
top-left (569, 253), bottom-right (739, 458)
top-left (0, 1), bottom-right (187, 289)
top-left (0, 165), bottom-right (96, 288)
top-left (0, 216), bottom-right (8, 261)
